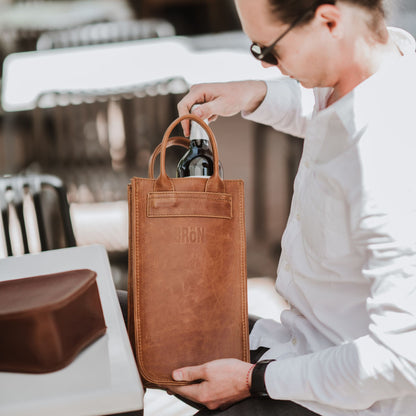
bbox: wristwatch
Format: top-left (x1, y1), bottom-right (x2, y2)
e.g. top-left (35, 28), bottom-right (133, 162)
top-left (249, 359), bottom-right (276, 397)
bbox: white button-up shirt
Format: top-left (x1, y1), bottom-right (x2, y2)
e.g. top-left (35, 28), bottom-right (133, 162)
top-left (244, 28), bottom-right (416, 416)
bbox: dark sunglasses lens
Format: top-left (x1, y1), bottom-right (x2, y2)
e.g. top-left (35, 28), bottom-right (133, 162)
top-left (250, 43), bottom-right (278, 65)
top-left (261, 52), bottom-right (278, 65)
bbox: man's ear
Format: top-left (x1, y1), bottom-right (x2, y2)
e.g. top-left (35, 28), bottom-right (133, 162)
top-left (314, 4), bottom-right (342, 36)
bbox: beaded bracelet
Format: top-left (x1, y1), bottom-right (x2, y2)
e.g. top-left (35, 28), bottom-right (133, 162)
top-left (246, 364), bottom-right (256, 392)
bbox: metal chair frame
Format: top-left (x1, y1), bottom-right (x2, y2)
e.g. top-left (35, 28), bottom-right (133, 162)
top-left (0, 173), bottom-right (76, 256)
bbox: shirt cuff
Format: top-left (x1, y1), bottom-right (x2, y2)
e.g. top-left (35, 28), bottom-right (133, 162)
top-left (241, 78), bottom-right (310, 138)
top-left (241, 79), bottom-right (291, 125)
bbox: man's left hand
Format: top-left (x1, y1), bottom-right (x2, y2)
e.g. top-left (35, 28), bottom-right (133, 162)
top-left (169, 358), bottom-right (253, 410)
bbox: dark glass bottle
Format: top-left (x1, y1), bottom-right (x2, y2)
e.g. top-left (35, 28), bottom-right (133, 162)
top-left (176, 110), bottom-right (223, 178)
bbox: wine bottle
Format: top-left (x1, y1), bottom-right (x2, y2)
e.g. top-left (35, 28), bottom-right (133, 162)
top-left (176, 106), bottom-right (223, 178)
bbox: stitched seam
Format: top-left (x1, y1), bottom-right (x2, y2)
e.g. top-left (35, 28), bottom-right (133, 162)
top-left (238, 181), bottom-right (249, 362)
top-left (147, 193), bottom-right (233, 219)
top-left (133, 181), bottom-right (143, 375)
top-left (135, 181), bottom-right (178, 385)
top-left (149, 214), bottom-right (232, 219)
top-left (127, 185), bottom-right (134, 347)
top-left (135, 181), bottom-right (160, 384)
top-left (150, 192), bottom-right (232, 201)
top-left (134, 182), bottom-right (147, 380)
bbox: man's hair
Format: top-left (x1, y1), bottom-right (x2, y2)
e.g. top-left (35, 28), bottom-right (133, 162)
top-left (268, 0), bottom-right (385, 25)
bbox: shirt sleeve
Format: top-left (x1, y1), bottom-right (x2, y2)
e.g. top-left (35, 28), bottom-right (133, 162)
top-left (264, 138), bottom-right (416, 409)
top-left (265, 335), bottom-right (416, 410)
top-left (241, 78), bottom-right (315, 138)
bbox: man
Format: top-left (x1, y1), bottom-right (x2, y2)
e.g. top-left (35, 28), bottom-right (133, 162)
top-left (168, 0), bottom-right (416, 415)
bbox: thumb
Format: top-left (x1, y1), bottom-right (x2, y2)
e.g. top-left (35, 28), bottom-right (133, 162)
top-left (191, 102), bottom-right (215, 123)
top-left (172, 365), bottom-right (204, 382)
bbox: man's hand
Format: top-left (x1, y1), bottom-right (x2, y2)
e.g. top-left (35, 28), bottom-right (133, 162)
top-left (177, 80), bottom-right (267, 136)
top-left (169, 359), bottom-right (254, 410)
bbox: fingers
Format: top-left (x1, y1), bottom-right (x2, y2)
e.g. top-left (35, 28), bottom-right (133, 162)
top-left (172, 364), bottom-right (206, 382)
top-left (176, 105), bottom-right (207, 137)
top-left (192, 101), bottom-right (217, 122)
top-left (176, 81), bottom-right (263, 136)
top-left (177, 100), bottom-right (219, 136)
top-left (177, 101), bottom-right (191, 137)
top-left (208, 115), bottom-right (218, 123)
top-left (177, 86), bottom-right (204, 136)
top-left (170, 381), bottom-right (230, 411)
top-left (170, 359), bottom-right (253, 411)
top-left (177, 83), bottom-right (222, 136)
top-left (170, 365), bottom-right (206, 404)
top-left (169, 382), bottom-right (205, 407)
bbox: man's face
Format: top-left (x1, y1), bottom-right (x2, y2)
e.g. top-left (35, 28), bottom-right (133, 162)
top-left (234, 0), bottom-right (339, 89)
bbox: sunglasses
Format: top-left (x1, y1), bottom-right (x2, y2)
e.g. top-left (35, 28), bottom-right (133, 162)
top-left (250, 9), bottom-right (315, 66)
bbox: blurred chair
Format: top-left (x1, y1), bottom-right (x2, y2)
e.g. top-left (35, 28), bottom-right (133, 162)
top-left (36, 19), bottom-right (175, 50)
top-left (30, 77), bottom-right (188, 203)
top-left (30, 16), bottom-right (181, 205)
top-left (0, 173), bottom-right (76, 258)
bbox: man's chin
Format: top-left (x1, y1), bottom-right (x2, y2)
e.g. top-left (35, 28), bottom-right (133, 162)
top-left (297, 79), bottom-right (315, 89)
top-left (286, 75), bottom-right (316, 89)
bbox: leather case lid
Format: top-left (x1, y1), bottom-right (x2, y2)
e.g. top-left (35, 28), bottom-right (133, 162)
top-left (0, 269), bottom-right (97, 318)
top-left (0, 269), bottom-right (107, 374)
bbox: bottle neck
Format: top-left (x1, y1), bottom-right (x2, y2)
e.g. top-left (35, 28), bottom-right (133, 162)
top-left (190, 120), bottom-right (210, 145)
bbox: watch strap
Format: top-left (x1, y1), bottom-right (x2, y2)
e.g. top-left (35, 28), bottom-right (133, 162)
top-left (250, 359), bottom-right (276, 397)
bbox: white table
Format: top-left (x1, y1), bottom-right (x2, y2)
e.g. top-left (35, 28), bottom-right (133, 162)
top-left (1, 34), bottom-right (280, 112)
top-left (0, 244), bottom-right (144, 416)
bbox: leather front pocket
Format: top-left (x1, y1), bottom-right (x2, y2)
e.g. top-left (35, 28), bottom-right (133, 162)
top-left (147, 191), bottom-right (232, 219)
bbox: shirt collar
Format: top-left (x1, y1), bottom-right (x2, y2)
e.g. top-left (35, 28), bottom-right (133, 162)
top-left (314, 28), bottom-right (416, 139)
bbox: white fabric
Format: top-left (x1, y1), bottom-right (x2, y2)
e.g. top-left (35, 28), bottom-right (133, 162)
top-left (243, 28), bottom-right (416, 415)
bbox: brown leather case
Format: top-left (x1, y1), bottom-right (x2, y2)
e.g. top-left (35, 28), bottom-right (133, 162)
top-left (0, 269), bottom-right (106, 374)
top-left (128, 114), bottom-right (250, 389)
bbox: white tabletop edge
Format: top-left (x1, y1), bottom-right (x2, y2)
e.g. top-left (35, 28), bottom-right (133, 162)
top-left (0, 245), bottom-right (144, 416)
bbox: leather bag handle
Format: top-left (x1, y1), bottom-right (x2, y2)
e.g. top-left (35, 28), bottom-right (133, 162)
top-left (148, 136), bottom-right (190, 179)
top-left (155, 114), bottom-right (225, 193)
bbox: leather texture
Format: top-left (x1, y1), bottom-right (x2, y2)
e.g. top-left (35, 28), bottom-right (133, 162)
top-left (128, 114), bottom-right (250, 389)
top-left (0, 269), bottom-right (106, 373)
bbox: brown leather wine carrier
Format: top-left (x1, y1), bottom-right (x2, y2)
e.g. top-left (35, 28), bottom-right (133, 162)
top-left (128, 114), bottom-right (250, 388)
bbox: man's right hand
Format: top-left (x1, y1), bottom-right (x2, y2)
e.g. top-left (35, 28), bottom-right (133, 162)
top-left (177, 80), bottom-right (267, 136)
